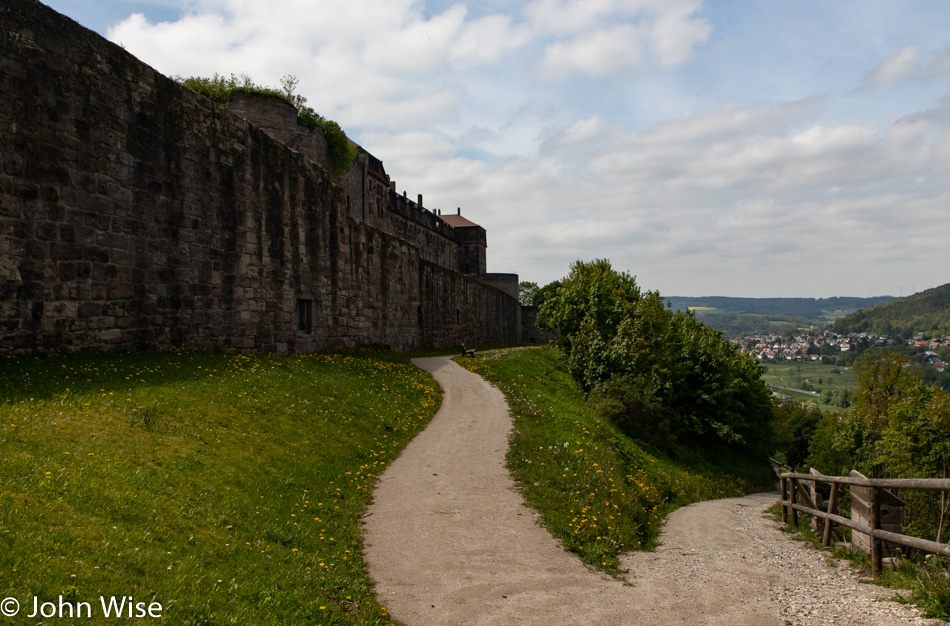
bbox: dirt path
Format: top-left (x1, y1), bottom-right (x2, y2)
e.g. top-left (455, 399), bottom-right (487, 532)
top-left (363, 356), bottom-right (932, 625)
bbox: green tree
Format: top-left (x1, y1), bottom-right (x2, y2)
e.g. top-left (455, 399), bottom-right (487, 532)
top-left (773, 403), bottom-right (823, 469)
top-left (836, 389), bottom-right (852, 408)
top-left (533, 280), bottom-right (562, 321)
top-left (518, 281), bottom-right (539, 306)
top-left (542, 259), bottom-right (774, 458)
top-left (851, 352), bottom-right (912, 439)
top-left (806, 352), bottom-right (946, 483)
top-left (806, 413), bottom-right (855, 476)
top-left (539, 259), bottom-right (640, 388)
top-left (876, 381), bottom-right (950, 540)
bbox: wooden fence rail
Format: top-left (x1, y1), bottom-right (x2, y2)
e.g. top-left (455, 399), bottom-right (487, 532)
top-left (780, 472), bottom-right (950, 576)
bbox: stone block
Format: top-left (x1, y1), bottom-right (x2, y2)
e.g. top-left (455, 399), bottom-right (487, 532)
top-left (78, 302), bottom-right (101, 318)
top-left (35, 221), bottom-right (57, 241)
top-left (83, 245), bottom-right (110, 263)
top-left (107, 282), bottom-right (134, 300)
top-left (98, 328), bottom-right (122, 343)
top-left (27, 239), bottom-right (50, 260)
top-left (50, 242), bottom-right (83, 261)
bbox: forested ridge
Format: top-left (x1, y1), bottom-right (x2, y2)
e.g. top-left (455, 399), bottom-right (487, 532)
top-left (664, 295), bottom-right (895, 339)
top-left (833, 283), bottom-right (950, 338)
top-left (666, 295), bottom-right (895, 319)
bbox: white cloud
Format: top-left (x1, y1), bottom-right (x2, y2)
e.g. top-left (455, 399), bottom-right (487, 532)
top-left (109, 0), bottom-right (532, 130)
top-left (526, 0), bottom-right (709, 79)
top-left (449, 13), bottom-right (533, 68)
top-left (864, 45), bottom-right (950, 88)
top-left (865, 46), bottom-right (922, 88)
top-left (378, 90), bottom-right (948, 291)
top-left (648, 1), bottom-right (711, 66)
top-left (482, 95), bottom-right (950, 292)
top-left (538, 23), bottom-right (646, 78)
top-left (361, 4), bottom-right (466, 74)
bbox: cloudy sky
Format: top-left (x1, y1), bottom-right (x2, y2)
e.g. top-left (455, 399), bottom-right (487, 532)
top-left (46, 0), bottom-right (950, 298)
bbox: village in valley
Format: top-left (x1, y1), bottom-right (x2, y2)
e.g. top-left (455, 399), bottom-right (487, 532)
top-left (732, 331), bottom-right (950, 372)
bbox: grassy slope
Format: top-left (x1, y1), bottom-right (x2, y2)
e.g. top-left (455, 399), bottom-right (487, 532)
top-left (0, 349), bottom-right (440, 625)
top-left (456, 345), bottom-right (773, 574)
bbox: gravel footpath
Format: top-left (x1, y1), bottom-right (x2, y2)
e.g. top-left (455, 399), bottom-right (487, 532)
top-left (363, 356), bottom-right (935, 625)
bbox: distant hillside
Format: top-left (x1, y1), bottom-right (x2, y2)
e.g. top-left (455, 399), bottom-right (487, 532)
top-left (666, 296), bottom-right (895, 319)
top-left (832, 283), bottom-right (950, 338)
top-left (665, 295), bottom-right (897, 338)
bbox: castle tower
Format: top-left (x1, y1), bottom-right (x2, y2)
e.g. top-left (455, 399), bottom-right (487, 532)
top-left (439, 209), bottom-right (486, 277)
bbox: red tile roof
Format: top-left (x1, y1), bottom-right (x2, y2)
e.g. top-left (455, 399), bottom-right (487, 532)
top-left (440, 213), bottom-right (480, 228)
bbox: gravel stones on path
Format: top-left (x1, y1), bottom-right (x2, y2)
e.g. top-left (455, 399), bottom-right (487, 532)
top-left (363, 356), bottom-right (933, 625)
top-left (621, 492), bottom-right (933, 625)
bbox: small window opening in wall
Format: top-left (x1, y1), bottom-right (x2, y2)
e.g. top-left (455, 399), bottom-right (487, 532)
top-left (456, 308), bottom-right (460, 325)
top-left (298, 299), bottom-right (313, 333)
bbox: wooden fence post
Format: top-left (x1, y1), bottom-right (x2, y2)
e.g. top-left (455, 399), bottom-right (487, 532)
top-left (790, 477), bottom-right (799, 528)
top-left (822, 482), bottom-right (839, 548)
top-left (779, 472), bottom-right (950, 568)
top-left (870, 486), bottom-right (882, 576)
top-left (781, 476), bottom-right (788, 525)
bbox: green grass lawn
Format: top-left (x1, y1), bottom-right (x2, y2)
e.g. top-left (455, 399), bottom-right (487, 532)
top-left (455, 345), bottom-right (774, 574)
top-left (0, 348), bottom-right (440, 625)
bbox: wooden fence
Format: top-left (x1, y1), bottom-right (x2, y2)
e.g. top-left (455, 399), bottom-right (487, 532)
top-left (780, 472), bottom-right (950, 576)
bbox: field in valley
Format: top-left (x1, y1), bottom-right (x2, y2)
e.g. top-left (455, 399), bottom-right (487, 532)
top-left (761, 361), bottom-right (857, 411)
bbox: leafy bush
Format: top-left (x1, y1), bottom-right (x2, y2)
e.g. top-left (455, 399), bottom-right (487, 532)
top-left (805, 352), bottom-right (950, 542)
top-left (532, 280), bottom-right (562, 311)
top-left (317, 119), bottom-right (358, 175)
top-left (540, 259), bottom-right (775, 460)
top-left (772, 402), bottom-right (823, 469)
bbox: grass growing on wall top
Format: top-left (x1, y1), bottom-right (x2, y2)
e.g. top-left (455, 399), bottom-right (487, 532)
top-left (177, 72), bottom-right (358, 174)
top-left (456, 345), bottom-right (772, 574)
top-left (0, 348), bottom-right (440, 624)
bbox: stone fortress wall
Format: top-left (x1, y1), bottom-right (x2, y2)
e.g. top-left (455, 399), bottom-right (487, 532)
top-left (0, 0), bottom-right (532, 353)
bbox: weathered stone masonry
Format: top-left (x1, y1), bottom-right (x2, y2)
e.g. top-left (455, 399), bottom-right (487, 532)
top-left (1, 0), bottom-right (525, 353)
